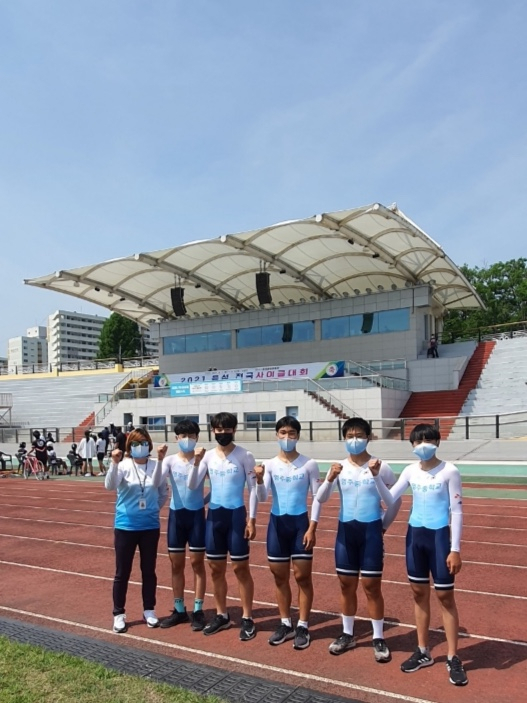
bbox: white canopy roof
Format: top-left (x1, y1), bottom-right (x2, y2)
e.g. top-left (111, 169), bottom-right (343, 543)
top-left (25, 203), bottom-right (483, 327)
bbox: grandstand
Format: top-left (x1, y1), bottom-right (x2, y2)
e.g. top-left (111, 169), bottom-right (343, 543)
top-left (0, 372), bottom-right (130, 431)
top-left (13, 203), bottom-right (525, 444)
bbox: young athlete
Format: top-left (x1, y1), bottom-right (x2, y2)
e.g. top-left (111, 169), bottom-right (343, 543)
top-left (255, 416), bottom-right (320, 650)
top-left (188, 412), bottom-right (258, 641)
top-left (152, 419), bottom-right (208, 631)
top-left (371, 423), bottom-right (468, 686)
top-left (316, 417), bottom-right (401, 661)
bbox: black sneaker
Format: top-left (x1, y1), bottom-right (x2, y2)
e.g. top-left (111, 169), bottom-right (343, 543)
top-left (328, 632), bottom-right (357, 655)
top-left (373, 638), bottom-right (391, 663)
top-left (190, 609), bottom-right (206, 632)
top-left (203, 613), bottom-right (231, 636)
top-left (269, 623), bottom-right (295, 646)
top-left (160, 609), bottom-right (190, 629)
top-left (239, 617), bottom-right (256, 641)
top-left (293, 625), bottom-right (310, 650)
top-left (401, 648), bottom-right (434, 673)
top-left (446, 655), bottom-right (468, 686)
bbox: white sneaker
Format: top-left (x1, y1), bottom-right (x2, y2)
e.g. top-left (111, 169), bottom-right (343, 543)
top-left (113, 614), bottom-right (126, 633)
top-left (143, 610), bottom-right (159, 628)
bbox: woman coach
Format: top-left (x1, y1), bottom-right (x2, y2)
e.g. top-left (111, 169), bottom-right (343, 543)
top-left (105, 427), bottom-right (168, 633)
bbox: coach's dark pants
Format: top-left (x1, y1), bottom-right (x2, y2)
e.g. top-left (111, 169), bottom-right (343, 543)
top-left (112, 528), bottom-right (160, 615)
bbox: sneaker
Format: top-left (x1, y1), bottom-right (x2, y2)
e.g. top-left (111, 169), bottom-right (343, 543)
top-left (160, 609), bottom-right (190, 629)
top-left (268, 623), bottom-right (295, 646)
top-left (446, 656), bottom-right (468, 686)
top-left (328, 632), bottom-right (357, 655)
top-left (143, 610), bottom-right (160, 628)
top-left (113, 614), bottom-right (127, 634)
top-left (373, 638), bottom-right (391, 662)
top-left (401, 648), bottom-right (434, 673)
top-left (293, 625), bottom-right (310, 650)
top-left (239, 617), bottom-right (256, 641)
top-left (203, 613), bottom-right (231, 636)
top-left (190, 609), bottom-right (206, 632)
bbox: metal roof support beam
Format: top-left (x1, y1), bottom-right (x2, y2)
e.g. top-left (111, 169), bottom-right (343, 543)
top-left (317, 213), bottom-right (420, 285)
top-left (222, 236), bottom-right (331, 300)
top-left (54, 271), bottom-right (169, 319)
top-left (135, 253), bottom-right (247, 311)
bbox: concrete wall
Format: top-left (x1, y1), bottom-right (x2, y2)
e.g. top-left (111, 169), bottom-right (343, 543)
top-left (101, 386), bottom-right (410, 439)
top-left (158, 286), bottom-right (434, 374)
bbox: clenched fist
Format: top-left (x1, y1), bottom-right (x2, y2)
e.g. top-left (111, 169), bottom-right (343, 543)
top-left (254, 464), bottom-right (265, 484)
top-left (157, 444), bottom-right (168, 461)
top-left (327, 462), bottom-right (343, 482)
top-left (193, 447), bottom-right (206, 465)
top-left (111, 449), bottom-right (123, 464)
top-left (368, 458), bottom-right (382, 476)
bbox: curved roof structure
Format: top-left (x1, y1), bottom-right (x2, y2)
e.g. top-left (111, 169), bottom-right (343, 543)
top-left (25, 203), bottom-right (483, 327)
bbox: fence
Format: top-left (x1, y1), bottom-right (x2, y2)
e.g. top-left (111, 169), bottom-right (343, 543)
top-left (2, 411), bottom-right (527, 445)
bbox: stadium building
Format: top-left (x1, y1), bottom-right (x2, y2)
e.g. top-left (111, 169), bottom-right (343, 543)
top-left (21, 203), bottom-right (489, 439)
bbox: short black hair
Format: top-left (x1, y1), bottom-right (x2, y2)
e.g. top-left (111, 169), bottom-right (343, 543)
top-left (409, 423), bottom-right (441, 444)
top-left (341, 417), bottom-right (371, 439)
top-left (175, 419), bottom-right (200, 436)
top-left (210, 412), bottom-right (237, 430)
top-left (275, 415), bottom-right (301, 434)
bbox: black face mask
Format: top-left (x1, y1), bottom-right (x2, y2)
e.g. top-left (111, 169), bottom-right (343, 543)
top-left (215, 432), bottom-right (233, 447)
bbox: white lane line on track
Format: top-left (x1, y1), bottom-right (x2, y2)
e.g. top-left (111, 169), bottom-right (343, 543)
top-left (1, 553), bottom-right (526, 602)
top-left (0, 606), bottom-right (440, 703)
top-left (3, 502), bottom-right (527, 533)
top-left (3, 532), bottom-right (527, 571)
top-left (2, 515), bottom-right (527, 553)
top-left (1, 566), bottom-right (525, 649)
top-left (7, 491), bottom-right (527, 518)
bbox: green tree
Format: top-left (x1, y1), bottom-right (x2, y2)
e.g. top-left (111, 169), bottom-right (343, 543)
top-left (97, 313), bottom-right (141, 359)
top-left (443, 258), bottom-right (527, 340)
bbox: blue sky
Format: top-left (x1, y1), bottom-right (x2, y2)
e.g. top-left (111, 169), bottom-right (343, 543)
top-left (1, 0), bottom-right (526, 354)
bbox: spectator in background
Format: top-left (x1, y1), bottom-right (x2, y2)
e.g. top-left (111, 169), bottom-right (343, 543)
top-left (78, 429), bottom-right (97, 477)
top-left (427, 335), bottom-right (439, 359)
top-left (115, 427), bottom-right (127, 454)
top-left (31, 430), bottom-right (49, 477)
top-left (46, 432), bottom-right (55, 444)
top-left (96, 432), bottom-right (107, 475)
top-left (68, 443), bottom-right (83, 476)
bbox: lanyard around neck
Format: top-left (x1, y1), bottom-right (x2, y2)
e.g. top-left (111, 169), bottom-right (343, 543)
top-left (131, 459), bottom-right (148, 496)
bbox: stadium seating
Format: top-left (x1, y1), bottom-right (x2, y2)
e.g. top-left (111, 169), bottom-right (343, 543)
top-left (0, 373), bottom-right (129, 430)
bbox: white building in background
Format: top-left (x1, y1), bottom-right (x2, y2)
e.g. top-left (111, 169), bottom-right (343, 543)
top-left (8, 327), bottom-right (48, 368)
top-left (47, 310), bottom-right (107, 365)
top-left (47, 310), bottom-right (159, 365)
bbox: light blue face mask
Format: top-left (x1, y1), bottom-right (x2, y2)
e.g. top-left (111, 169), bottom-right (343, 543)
top-left (345, 437), bottom-right (368, 455)
top-left (278, 437), bottom-right (298, 452)
top-left (130, 444), bottom-right (150, 459)
top-left (412, 443), bottom-right (437, 461)
top-left (178, 437), bottom-right (197, 453)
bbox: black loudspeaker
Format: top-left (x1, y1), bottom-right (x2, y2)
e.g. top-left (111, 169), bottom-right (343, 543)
top-left (361, 312), bottom-right (374, 334)
top-left (170, 287), bottom-right (187, 316)
top-left (282, 323), bottom-right (293, 343)
top-left (255, 272), bottom-right (272, 305)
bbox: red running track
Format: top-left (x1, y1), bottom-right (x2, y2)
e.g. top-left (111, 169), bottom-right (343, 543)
top-left (1, 479), bottom-right (526, 703)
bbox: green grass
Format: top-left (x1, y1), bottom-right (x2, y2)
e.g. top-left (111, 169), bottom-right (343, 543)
top-left (0, 637), bottom-right (226, 703)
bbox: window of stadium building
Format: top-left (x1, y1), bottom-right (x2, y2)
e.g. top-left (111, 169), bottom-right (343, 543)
top-left (244, 412), bottom-right (276, 428)
top-left (237, 321), bottom-right (314, 348)
top-left (163, 330), bottom-right (231, 355)
top-left (321, 308), bottom-right (410, 340)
